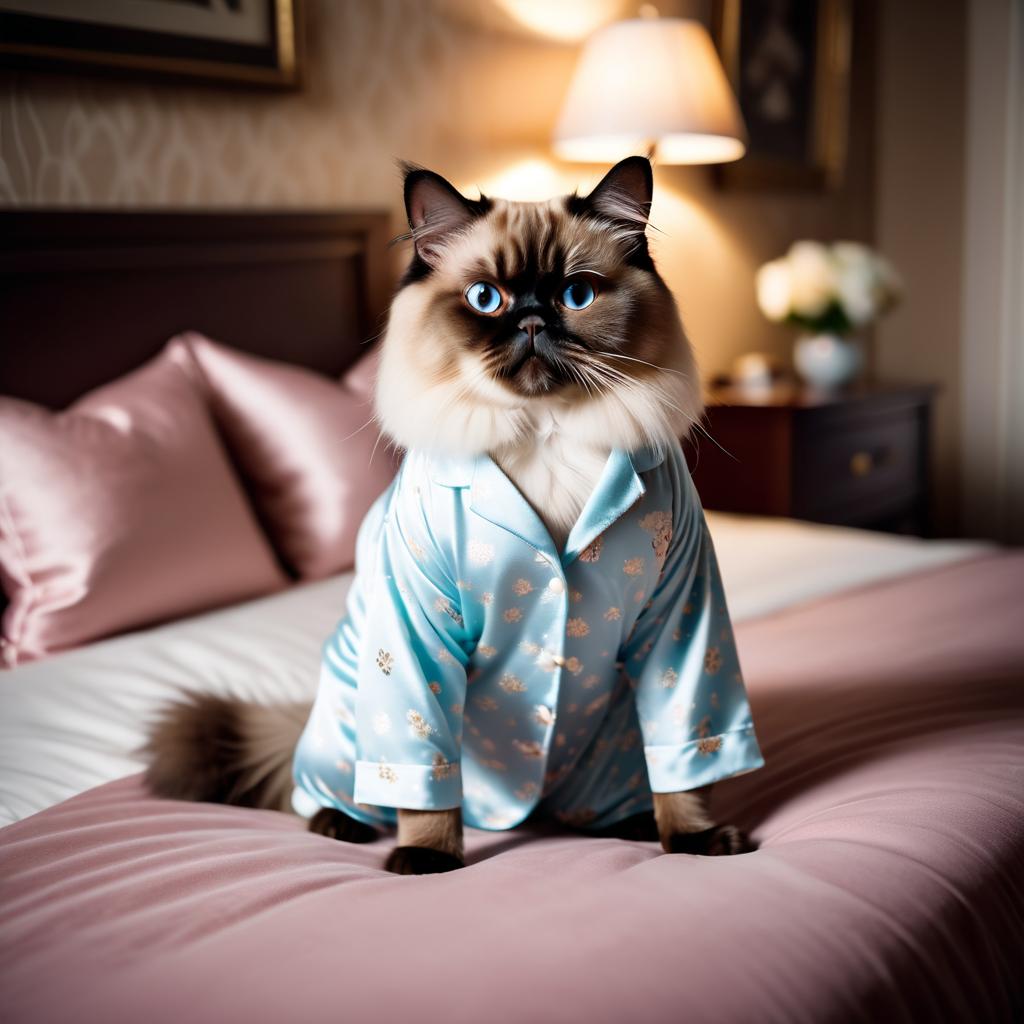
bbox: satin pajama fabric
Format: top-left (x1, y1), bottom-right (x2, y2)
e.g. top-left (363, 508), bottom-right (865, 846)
top-left (293, 444), bottom-right (763, 831)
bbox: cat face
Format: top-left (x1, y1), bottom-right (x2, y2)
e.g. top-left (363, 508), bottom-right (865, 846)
top-left (376, 157), bottom-right (702, 455)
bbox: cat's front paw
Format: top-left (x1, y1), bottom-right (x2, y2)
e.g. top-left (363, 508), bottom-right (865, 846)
top-left (385, 846), bottom-right (465, 875)
top-left (665, 823), bottom-right (756, 856)
top-left (308, 807), bottom-right (378, 844)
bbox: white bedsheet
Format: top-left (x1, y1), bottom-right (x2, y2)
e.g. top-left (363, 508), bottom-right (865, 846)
top-left (707, 513), bottom-right (988, 621)
top-left (0, 515), bottom-right (987, 828)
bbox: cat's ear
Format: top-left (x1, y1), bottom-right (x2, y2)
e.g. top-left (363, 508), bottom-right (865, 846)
top-left (403, 165), bottom-right (488, 267)
top-left (583, 155), bottom-right (653, 229)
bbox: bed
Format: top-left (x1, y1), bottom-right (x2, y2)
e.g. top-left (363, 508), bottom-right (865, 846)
top-left (2, 211), bottom-right (1022, 1024)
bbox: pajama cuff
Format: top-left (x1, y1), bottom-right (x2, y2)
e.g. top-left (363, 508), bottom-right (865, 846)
top-left (354, 759), bottom-right (462, 811)
top-left (644, 725), bottom-right (764, 792)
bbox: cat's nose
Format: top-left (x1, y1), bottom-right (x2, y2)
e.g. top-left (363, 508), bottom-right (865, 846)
top-left (518, 314), bottom-right (545, 344)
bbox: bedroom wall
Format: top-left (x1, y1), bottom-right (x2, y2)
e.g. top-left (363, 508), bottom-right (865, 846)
top-left (0, 0), bottom-right (877, 382)
top-left (875, 0), bottom-right (968, 537)
top-left (959, 0), bottom-right (1024, 545)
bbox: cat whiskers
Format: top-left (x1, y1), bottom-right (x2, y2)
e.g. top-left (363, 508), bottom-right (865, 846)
top-left (558, 357), bottom-right (602, 400)
top-left (552, 343), bottom-right (614, 399)
top-left (571, 357), bottom-right (703, 449)
top-left (588, 359), bottom-right (735, 460)
top-left (599, 350), bottom-right (692, 381)
top-left (583, 357), bottom-right (690, 418)
top-left (338, 415), bottom-right (378, 446)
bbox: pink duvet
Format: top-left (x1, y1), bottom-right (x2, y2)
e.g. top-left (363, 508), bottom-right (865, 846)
top-left (2, 553), bottom-right (1023, 1023)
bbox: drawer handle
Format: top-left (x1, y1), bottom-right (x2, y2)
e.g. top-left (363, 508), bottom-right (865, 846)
top-left (850, 451), bottom-right (875, 477)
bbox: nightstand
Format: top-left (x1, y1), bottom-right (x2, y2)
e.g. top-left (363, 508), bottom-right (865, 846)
top-left (685, 382), bottom-right (937, 535)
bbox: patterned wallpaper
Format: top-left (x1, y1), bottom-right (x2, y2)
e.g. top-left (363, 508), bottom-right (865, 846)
top-left (0, 0), bottom-right (875, 377)
top-left (0, 0), bottom-right (586, 208)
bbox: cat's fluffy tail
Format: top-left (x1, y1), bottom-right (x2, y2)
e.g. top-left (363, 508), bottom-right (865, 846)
top-left (143, 693), bottom-right (311, 813)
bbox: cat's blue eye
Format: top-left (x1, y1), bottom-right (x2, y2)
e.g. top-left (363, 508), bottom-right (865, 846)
top-left (465, 281), bottom-right (504, 315)
top-left (562, 279), bottom-right (596, 310)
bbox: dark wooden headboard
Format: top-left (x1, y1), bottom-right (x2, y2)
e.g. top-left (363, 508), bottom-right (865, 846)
top-left (0, 209), bottom-right (394, 407)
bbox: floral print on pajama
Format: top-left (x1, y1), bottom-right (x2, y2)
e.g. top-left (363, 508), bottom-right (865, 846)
top-left (292, 444), bottom-right (763, 832)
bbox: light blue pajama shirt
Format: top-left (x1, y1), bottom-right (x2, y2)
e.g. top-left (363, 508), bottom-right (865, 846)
top-left (292, 443), bottom-right (763, 832)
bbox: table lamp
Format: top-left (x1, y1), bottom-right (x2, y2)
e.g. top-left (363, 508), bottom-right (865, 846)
top-left (553, 10), bottom-right (746, 164)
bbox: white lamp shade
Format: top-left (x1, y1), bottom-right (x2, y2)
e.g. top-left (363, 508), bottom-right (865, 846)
top-left (554, 17), bottom-right (747, 165)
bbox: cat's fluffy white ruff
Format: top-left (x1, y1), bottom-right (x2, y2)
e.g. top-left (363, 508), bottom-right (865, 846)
top-left (492, 409), bottom-right (614, 547)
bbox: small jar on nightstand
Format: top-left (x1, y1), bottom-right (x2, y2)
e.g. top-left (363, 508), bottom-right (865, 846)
top-left (685, 381), bottom-right (937, 536)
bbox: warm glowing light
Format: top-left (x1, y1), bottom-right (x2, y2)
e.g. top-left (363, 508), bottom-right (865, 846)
top-left (647, 186), bottom-right (739, 257)
top-left (554, 17), bottom-right (746, 165)
top-left (654, 133), bottom-right (746, 164)
top-left (494, 0), bottom-right (628, 42)
top-left (555, 133), bottom-right (745, 165)
top-left (644, 182), bottom-right (757, 379)
top-left (461, 158), bottom-right (574, 202)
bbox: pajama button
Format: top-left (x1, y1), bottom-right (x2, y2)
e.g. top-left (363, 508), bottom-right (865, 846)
top-left (535, 705), bottom-right (555, 726)
top-left (547, 578), bottom-right (565, 594)
top-left (540, 650), bottom-right (565, 670)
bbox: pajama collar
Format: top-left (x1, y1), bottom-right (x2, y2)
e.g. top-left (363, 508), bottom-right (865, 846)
top-left (428, 446), bottom-right (667, 568)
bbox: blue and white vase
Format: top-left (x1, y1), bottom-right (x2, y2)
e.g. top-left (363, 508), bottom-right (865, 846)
top-left (793, 333), bottom-right (862, 390)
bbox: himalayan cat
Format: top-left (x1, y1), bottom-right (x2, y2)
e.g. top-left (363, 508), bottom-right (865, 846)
top-left (144, 157), bottom-right (759, 874)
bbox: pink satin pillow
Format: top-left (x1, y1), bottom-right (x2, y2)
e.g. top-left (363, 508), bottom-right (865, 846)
top-left (169, 333), bottom-right (397, 580)
top-left (0, 352), bottom-right (287, 666)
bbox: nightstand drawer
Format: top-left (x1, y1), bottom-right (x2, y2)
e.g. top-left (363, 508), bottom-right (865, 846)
top-left (793, 410), bottom-right (921, 524)
top-left (688, 382), bottom-right (935, 534)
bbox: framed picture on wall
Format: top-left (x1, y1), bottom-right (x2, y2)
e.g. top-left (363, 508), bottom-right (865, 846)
top-left (0, 0), bottom-right (303, 89)
top-left (712, 0), bottom-right (851, 189)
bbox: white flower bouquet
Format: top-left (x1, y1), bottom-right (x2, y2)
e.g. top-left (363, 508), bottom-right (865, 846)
top-left (756, 241), bottom-right (901, 334)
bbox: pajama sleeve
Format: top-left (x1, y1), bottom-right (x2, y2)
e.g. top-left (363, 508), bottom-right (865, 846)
top-left (352, 473), bottom-right (471, 811)
top-left (622, 464), bottom-right (764, 793)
